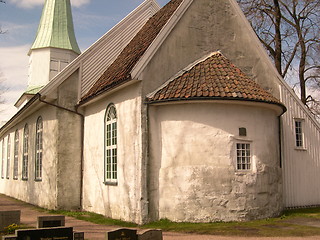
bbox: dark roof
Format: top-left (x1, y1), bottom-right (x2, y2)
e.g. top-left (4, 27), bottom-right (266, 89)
top-left (146, 52), bottom-right (284, 108)
top-left (81, 0), bottom-right (183, 103)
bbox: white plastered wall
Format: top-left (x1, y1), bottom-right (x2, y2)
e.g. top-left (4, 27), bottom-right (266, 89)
top-left (82, 83), bottom-right (143, 223)
top-left (0, 106), bottom-right (58, 209)
top-left (148, 101), bottom-right (283, 222)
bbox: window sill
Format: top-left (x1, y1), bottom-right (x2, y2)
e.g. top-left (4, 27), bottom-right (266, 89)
top-left (34, 179), bottom-right (42, 182)
top-left (104, 181), bottom-right (118, 186)
top-left (295, 147), bottom-right (307, 151)
top-left (235, 170), bottom-right (252, 175)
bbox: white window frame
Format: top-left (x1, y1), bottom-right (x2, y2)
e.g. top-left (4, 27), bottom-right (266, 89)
top-left (22, 124), bottom-right (29, 180)
top-left (236, 142), bottom-right (251, 171)
top-left (1, 139), bottom-right (4, 179)
top-left (35, 117), bottom-right (43, 181)
top-left (13, 130), bottom-right (19, 180)
top-left (104, 104), bottom-right (118, 185)
top-left (6, 135), bottom-right (10, 179)
top-left (294, 118), bottom-right (305, 150)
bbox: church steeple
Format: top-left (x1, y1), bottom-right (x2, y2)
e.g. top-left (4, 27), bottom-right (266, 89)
top-left (31, 0), bottom-right (80, 54)
top-left (26, 0), bottom-right (80, 96)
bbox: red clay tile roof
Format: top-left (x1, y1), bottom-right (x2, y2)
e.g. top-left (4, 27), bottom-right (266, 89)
top-left (81, 0), bottom-right (183, 103)
top-left (146, 52), bottom-right (284, 108)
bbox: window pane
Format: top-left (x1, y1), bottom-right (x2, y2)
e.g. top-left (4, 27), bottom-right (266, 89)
top-left (104, 105), bottom-right (117, 182)
top-left (236, 143), bottom-right (251, 170)
top-left (35, 117), bottom-right (43, 180)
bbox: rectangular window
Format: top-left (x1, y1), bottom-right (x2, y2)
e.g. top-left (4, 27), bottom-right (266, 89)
top-left (236, 143), bottom-right (251, 170)
top-left (295, 119), bottom-right (304, 148)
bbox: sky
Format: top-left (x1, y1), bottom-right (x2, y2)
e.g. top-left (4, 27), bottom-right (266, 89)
top-left (0, 0), bottom-right (171, 123)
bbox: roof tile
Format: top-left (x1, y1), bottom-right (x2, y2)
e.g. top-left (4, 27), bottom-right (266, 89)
top-left (146, 52), bottom-right (284, 107)
top-left (81, 0), bottom-right (183, 102)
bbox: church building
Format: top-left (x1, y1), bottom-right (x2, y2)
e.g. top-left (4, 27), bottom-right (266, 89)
top-left (1, 0), bottom-right (320, 224)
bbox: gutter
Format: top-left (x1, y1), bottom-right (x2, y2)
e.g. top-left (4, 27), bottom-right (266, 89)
top-left (0, 94), bottom-right (40, 134)
top-left (38, 94), bottom-right (85, 210)
top-left (145, 97), bottom-right (287, 115)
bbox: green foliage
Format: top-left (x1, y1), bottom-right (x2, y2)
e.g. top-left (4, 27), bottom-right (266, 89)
top-left (4, 223), bottom-right (19, 234)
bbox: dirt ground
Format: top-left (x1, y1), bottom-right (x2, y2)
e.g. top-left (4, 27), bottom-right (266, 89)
top-left (1, 194), bottom-right (320, 240)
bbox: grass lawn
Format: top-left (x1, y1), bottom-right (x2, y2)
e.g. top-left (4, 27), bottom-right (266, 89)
top-left (44, 207), bottom-right (320, 237)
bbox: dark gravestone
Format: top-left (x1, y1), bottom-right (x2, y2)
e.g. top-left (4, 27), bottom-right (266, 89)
top-left (0, 211), bottom-right (21, 230)
top-left (37, 216), bottom-right (65, 228)
top-left (73, 232), bottom-right (84, 240)
top-left (15, 227), bottom-right (73, 240)
top-left (106, 228), bottom-right (138, 240)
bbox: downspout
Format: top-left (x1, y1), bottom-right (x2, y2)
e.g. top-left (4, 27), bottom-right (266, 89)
top-left (37, 93), bottom-right (85, 210)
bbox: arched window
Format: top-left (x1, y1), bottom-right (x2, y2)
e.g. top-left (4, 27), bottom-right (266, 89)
top-left (6, 135), bottom-right (10, 179)
top-left (22, 124), bottom-right (29, 180)
top-left (1, 139), bottom-right (4, 179)
top-left (35, 117), bottom-right (43, 181)
top-left (104, 104), bottom-right (117, 184)
top-left (13, 130), bottom-right (19, 180)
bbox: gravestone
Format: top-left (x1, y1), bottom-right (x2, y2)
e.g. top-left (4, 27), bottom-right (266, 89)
top-left (73, 231), bottom-right (84, 240)
top-left (15, 226), bottom-right (73, 240)
top-left (0, 211), bottom-right (21, 230)
top-left (138, 229), bottom-right (163, 240)
top-left (106, 228), bottom-right (138, 240)
top-left (37, 215), bottom-right (65, 228)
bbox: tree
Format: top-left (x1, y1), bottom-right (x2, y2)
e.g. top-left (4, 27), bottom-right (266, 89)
top-left (0, 72), bottom-right (5, 113)
top-left (237, 0), bottom-right (320, 113)
top-left (0, 0), bottom-right (5, 34)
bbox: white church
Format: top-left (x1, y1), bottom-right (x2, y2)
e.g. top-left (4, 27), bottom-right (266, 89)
top-left (1, 0), bottom-right (320, 224)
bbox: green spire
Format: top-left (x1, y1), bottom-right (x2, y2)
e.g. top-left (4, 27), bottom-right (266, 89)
top-left (31, 0), bottom-right (81, 54)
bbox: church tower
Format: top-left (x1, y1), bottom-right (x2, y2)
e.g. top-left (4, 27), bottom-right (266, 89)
top-left (27, 0), bottom-right (80, 94)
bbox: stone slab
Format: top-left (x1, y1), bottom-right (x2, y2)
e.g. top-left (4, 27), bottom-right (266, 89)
top-left (106, 228), bottom-right (138, 240)
top-left (37, 215), bottom-right (65, 228)
top-left (138, 229), bottom-right (163, 240)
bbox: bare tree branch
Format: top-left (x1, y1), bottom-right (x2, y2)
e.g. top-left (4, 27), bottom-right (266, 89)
top-left (237, 0), bottom-right (320, 116)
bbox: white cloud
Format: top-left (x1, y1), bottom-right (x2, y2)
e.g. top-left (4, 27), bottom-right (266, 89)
top-left (0, 45), bottom-right (29, 122)
top-left (70, 0), bottom-right (90, 8)
top-left (9, 0), bottom-right (90, 9)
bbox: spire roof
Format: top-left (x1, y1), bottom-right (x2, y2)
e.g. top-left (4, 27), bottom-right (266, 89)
top-left (30, 0), bottom-right (80, 54)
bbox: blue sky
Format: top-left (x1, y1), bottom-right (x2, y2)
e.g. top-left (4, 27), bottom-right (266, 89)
top-left (0, 0), bottom-right (170, 122)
